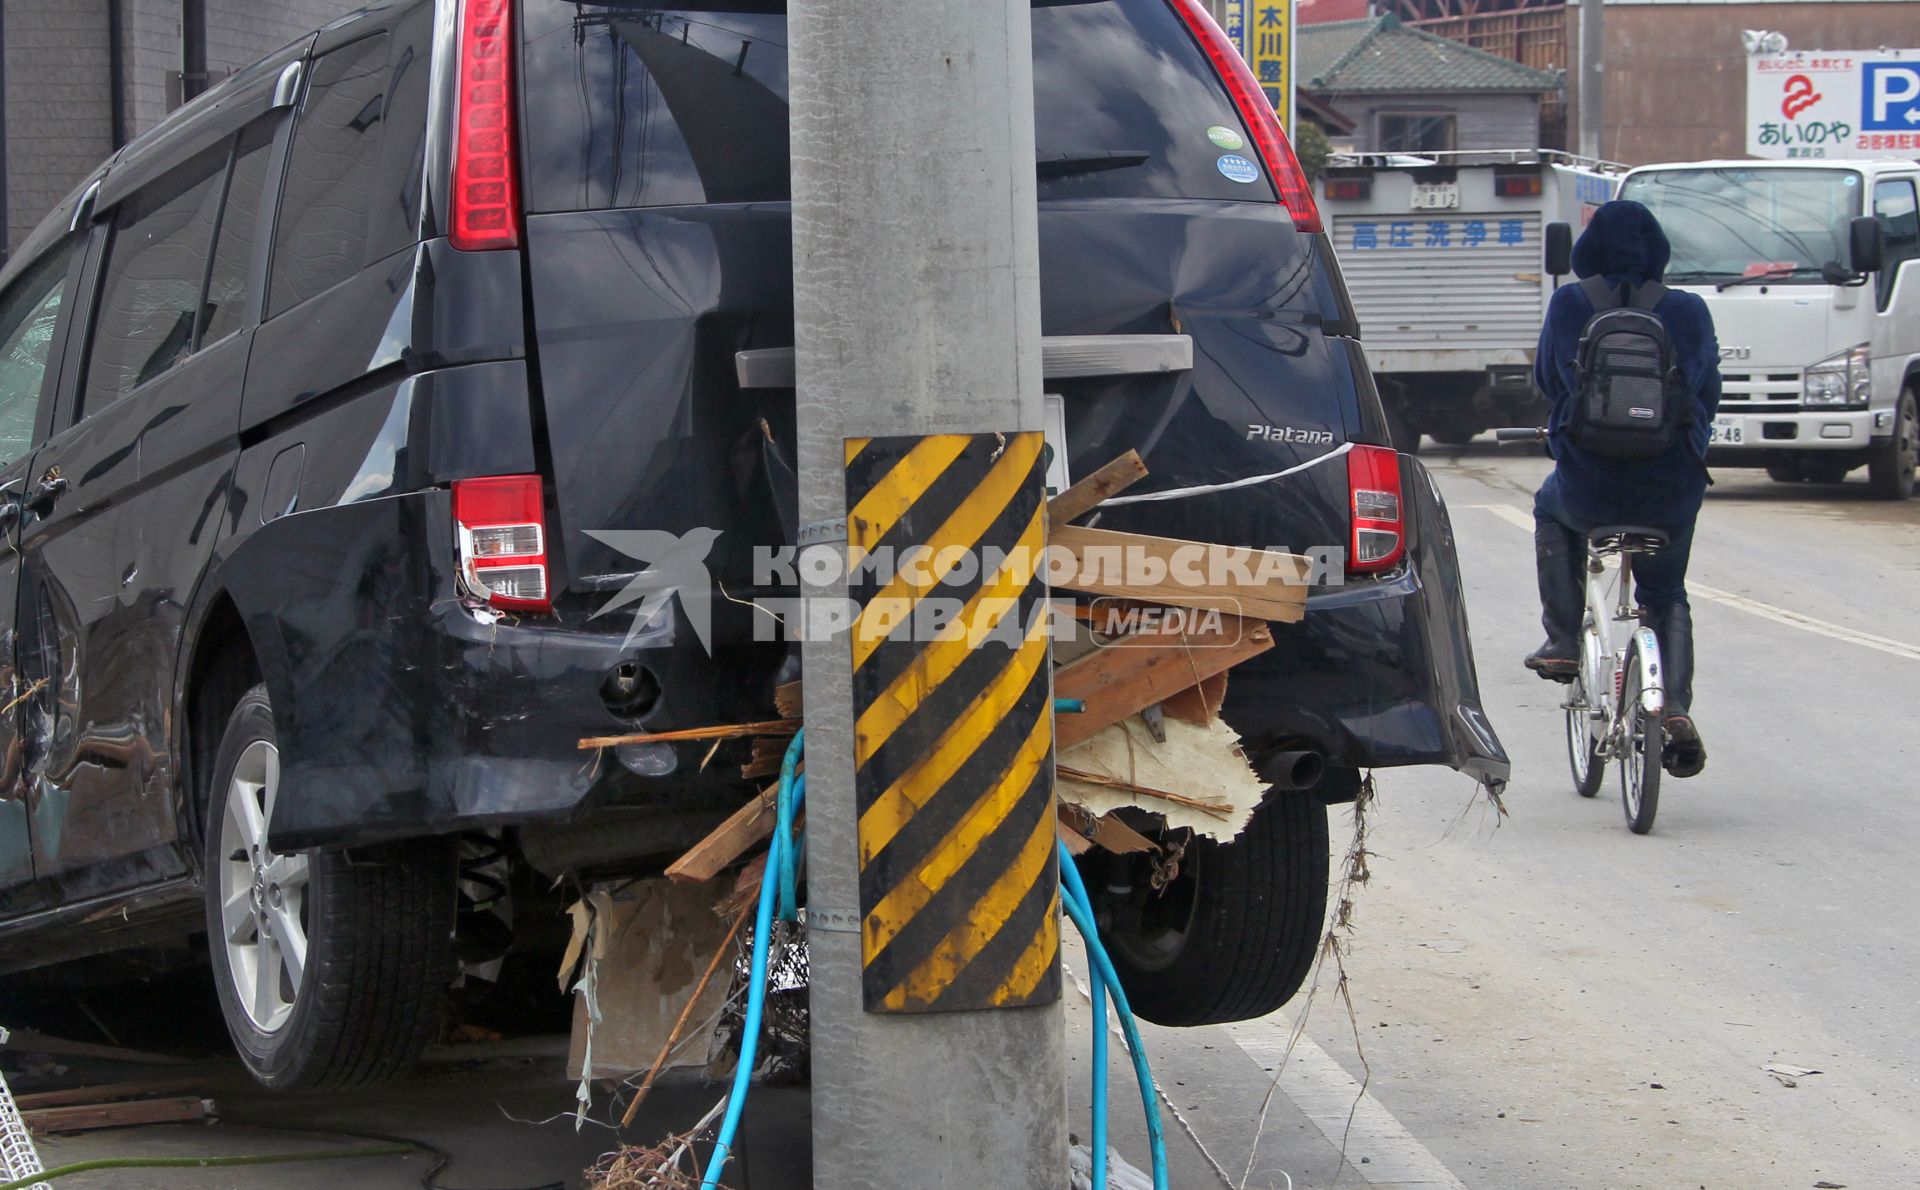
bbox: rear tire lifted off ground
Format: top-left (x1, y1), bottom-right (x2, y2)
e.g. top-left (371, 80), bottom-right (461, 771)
top-left (1087, 789), bottom-right (1329, 1027)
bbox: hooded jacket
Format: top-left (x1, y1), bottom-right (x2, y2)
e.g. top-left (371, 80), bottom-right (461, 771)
top-left (1534, 200), bottom-right (1722, 527)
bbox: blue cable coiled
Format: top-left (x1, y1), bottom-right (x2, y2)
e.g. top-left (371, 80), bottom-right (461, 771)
top-left (701, 719), bottom-right (1170, 1190)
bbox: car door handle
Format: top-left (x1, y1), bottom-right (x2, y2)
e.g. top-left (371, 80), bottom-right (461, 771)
top-left (25, 471), bottom-right (67, 515)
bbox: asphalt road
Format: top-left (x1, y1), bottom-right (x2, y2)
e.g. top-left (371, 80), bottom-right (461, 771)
top-left (16, 443), bottom-right (1919, 1189)
top-left (1259, 444), bottom-right (1920, 1189)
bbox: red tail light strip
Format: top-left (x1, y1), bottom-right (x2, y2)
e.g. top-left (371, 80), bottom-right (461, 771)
top-left (1346, 444), bottom-right (1405, 574)
top-left (454, 474), bottom-right (551, 612)
top-left (451, 0), bottom-right (521, 251)
top-left (1165, 0), bottom-right (1323, 234)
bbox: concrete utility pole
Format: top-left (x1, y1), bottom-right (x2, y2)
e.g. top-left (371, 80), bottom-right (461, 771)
top-left (788, 1), bottom-right (1068, 1188)
top-left (1577, 0), bottom-right (1605, 159)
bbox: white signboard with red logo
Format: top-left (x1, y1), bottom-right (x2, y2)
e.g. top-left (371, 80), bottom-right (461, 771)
top-left (1747, 50), bottom-right (1920, 160)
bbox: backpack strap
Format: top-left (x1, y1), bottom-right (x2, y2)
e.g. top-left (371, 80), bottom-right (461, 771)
top-left (1628, 281), bottom-right (1668, 311)
top-left (1579, 275), bottom-right (1623, 312)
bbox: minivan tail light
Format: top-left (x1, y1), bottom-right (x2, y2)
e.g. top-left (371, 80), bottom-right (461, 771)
top-left (454, 475), bottom-right (550, 612)
top-left (1166, 0), bottom-right (1323, 233)
top-left (451, 0), bottom-right (520, 251)
top-left (1347, 445), bottom-right (1405, 573)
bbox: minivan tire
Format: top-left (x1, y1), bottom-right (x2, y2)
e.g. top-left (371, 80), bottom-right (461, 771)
top-left (1867, 388), bottom-right (1916, 501)
top-left (1095, 790), bottom-right (1329, 1027)
top-left (203, 685), bottom-right (456, 1089)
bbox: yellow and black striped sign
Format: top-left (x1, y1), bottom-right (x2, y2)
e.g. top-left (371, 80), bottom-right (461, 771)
top-left (844, 430), bottom-right (1060, 1013)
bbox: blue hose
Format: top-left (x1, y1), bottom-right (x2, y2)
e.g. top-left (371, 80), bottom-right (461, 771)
top-left (701, 732), bottom-right (806, 1190)
top-left (702, 721), bottom-right (1169, 1190)
top-left (1059, 839), bottom-right (1170, 1190)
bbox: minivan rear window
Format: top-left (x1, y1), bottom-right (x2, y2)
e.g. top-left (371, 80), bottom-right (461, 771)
top-left (521, 0), bottom-right (1268, 213)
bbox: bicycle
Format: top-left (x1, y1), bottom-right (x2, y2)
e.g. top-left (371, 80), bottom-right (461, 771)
top-left (1495, 428), bottom-right (1667, 833)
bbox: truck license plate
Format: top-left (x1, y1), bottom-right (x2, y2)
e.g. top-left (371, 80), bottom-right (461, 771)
top-left (1410, 182), bottom-right (1460, 210)
top-left (1709, 417), bottom-right (1743, 445)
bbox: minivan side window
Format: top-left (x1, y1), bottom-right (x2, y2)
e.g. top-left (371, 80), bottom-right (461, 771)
top-left (82, 142), bottom-right (229, 414)
top-left (269, 34), bottom-right (391, 317)
top-left (0, 239), bottom-right (79, 469)
top-left (201, 119), bottom-right (278, 346)
top-left (1872, 178), bottom-right (1918, 309)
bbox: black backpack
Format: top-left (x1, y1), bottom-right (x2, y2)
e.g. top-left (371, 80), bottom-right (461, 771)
top-left (1566, 277), bottom-right (1689, 460)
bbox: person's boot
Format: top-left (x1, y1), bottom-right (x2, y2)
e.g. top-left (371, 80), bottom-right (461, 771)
top-left (1650, 602), bottom-right (1706, 777)
top-left (1524, 519), bottom-right (1583, 683)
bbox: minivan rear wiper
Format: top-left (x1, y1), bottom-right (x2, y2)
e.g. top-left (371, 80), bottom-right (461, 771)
top-left (1036, 150), bottom-right (1150, 179)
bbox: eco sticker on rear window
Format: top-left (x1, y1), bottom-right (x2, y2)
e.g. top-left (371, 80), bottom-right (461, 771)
top-left (1207, 124), bottom-right (1246, 151)
top-left (1216, 154), bottom-right (1260, 184)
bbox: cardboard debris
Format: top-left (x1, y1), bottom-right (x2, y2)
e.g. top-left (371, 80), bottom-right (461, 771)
top-left (1057, 715), bottom-right (1266, 842)
top-left (564, 879), bottom-right (737, 1081)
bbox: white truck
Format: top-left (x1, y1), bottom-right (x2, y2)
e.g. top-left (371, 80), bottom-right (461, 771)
top-left (1616, 159), bottom-right (1919, 500)
top-left (1319, 150), bottom-right (1620, 451)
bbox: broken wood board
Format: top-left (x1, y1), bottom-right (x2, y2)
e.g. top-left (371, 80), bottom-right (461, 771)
top-left (1047, 450), bottom-right (1148, 525)
top-left (15, 1080), bottom-right (200, 1111)
top-left (1058, 803), bottom-right (1158, 855)
top-left (1049, 525), bottom-right (1309, 623)
top-left (665, 785), bottom-right (781, 884)
top-left (1053, 615), bottom-right (1273, 751)
top-left (26, 1096), bottom-right (213, 1136)
top-left (1162, 672), bottom-right (1229, 726)
top-left (566, 878), bottom-right (737, 1081)
top-left (1057, 715), bottom-right (1265, 842)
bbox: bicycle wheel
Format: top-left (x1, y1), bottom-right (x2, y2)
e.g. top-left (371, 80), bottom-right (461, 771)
top-left (1564, 669), bottom-right (1603, 798)
top-left (1618, 650), bottom-right (1663, 834)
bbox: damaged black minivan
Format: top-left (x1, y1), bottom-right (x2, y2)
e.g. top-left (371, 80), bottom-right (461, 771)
top-left (0, 0), bottom-right (1506, 1088)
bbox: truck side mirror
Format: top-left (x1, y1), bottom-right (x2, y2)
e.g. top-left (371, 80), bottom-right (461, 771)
top-left (1849, 215), bottom-right (1884, 275)
top-left (1544, 222), bottom-right (1573, 281)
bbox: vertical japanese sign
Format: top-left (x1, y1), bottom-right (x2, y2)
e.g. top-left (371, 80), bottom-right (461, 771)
top-left (1748, 50), bottom-right (1920, 159)
top-left (1233, 0), bottom-right (1293, 135)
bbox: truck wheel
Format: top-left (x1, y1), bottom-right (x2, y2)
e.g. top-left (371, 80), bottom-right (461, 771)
top-left (203, 685), bottom-right (456, 1089)
top-left (1429, 428), bottom-right (1477, 447)
top-left (1090, 790), bottom-right (1329, 1027)
top-left (1383, 402), bottom-right (1422, 454)
top-left (1867, 388), bottom-right (1916, 500)
top-left (1764, 461), bottom-right (1803, 483)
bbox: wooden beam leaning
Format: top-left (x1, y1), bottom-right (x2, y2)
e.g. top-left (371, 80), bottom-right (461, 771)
top-left (1045, 449), bottom-right (1148, 525)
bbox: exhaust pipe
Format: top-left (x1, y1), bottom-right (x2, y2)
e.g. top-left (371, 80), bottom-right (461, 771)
top-left (1266, 749), bottom-right (1326, 792)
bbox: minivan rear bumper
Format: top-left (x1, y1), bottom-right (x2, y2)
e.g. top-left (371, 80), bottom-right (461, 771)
top-left (223, 490), bottom-right (768, 854)
top-left (1221, 456), bottom-right (1510, 789)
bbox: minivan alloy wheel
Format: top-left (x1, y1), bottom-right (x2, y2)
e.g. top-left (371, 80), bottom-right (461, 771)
top-left (218, 739), bottom-right (308, 1034)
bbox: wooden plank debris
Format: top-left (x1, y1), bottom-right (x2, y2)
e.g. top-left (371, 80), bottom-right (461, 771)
top-left (1053, 615), bottom-right (1273, 751)
top-left (774, 680), bottom-right (803, 719)
top-left (665, 786), bottom-right (780, 884)
top-left (26, 1096), bottom-right (212, 1136)
top-left (1161, 672), bottom-right (1228, 727)
top-left (579, 718), bottom-right (801, 751)
top-left (1047, 449), bottom-right (1148, 525)
top-left (1049, 525), bottom-right (1309, 623)
top-left (14, 1080), bottom-right (198, 1111)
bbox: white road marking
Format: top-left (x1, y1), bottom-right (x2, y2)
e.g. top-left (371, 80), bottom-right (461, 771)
top-left (1463, 503), bottom-right (1920, 663)
top-left (1225, 1020), bottom-right (1467, 1188)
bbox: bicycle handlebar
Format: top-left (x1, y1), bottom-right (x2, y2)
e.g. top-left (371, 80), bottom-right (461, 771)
top-left (1494, 427), bottom-right (1548, 444)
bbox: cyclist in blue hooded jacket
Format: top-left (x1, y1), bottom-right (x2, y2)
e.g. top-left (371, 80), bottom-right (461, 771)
top-left (1525, 200), bottom-right (1719, 778)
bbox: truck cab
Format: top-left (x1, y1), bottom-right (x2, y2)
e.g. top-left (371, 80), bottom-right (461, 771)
top-left (1618, 159), bottom-right (1920, 499)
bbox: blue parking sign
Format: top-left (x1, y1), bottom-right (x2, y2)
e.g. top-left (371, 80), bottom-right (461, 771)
top-left (1861, 62), bottom-right (1920, 132)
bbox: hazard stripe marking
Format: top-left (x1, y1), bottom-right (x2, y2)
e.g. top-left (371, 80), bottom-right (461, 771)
top-left (846, 431), bottom-right (1059, 1013)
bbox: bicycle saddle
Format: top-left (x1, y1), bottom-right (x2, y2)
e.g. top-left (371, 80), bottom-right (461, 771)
top-left (1588, 525), bottom-right (1669, 554)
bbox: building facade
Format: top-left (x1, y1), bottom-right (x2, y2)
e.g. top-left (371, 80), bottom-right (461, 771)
top-left (2, 0), bottom-right (361, 252)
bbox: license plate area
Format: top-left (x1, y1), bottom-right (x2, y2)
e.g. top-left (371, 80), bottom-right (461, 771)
top-left (1410, 182), bottom-right (1460, 210)
top-left (1709, 416), bottom-right (1744, 445)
